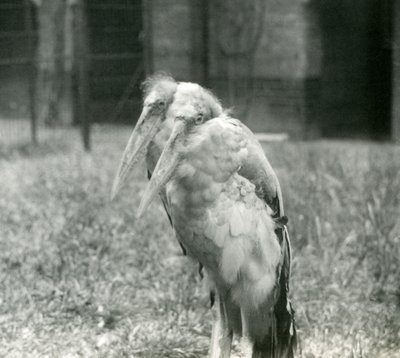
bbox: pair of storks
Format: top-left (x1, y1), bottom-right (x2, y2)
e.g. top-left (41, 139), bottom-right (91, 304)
top-left (112, 75), bottom-right (297, 358)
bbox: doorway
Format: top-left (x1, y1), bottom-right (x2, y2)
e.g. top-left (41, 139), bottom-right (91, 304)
top-left (87, 0), bottom-right (144, 123)
top-left (366, 0), bottom-right (393, 139)
top-left (320, 0), bottom-right (393, 139)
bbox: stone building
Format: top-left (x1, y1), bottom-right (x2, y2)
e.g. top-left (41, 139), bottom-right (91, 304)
top-left (0, 0), bottom-right (399, 140)
top-left (147, 0), bottom-right (396, 139)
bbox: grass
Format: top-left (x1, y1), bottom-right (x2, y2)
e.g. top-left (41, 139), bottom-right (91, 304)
top-left (0, 123), bottom-right (399, 357)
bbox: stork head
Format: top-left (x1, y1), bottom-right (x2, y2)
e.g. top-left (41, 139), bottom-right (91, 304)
top-left (111, 74), bottom-right (177, 199)
top-left (167, 82), bottom-right (223, 123)
top-left (111, 75), bottom-right (223, 201)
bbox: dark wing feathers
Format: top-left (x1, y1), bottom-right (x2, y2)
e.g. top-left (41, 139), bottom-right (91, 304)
top-left (235, 120), bottom-right (283, 217)
top-left (234, 129), bottom-right (297, 357)
top-left (274, 227), bottom-right (297, 358)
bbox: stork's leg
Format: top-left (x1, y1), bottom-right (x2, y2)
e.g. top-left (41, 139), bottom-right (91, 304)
top-left (239, 308), bottom-right (253, 357)
top-left (209, 293), bottom-right (233, 358)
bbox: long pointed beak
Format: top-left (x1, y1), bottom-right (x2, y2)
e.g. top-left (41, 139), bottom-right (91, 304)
top-left (111, 107), bottom-right (163, 200)
top-left (136, 121), bottom-right (185, 218)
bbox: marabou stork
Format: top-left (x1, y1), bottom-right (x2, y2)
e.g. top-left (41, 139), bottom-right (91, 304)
top-left (112, 76), bottom-right (296, 357)
top-left (111, 74), bottom-right (223, 259)
top-left (111, 74), bottom-right (223, 196)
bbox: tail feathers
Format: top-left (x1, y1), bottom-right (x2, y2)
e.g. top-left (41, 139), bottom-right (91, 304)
top-left (252, 342), bottom-right (274, 358)
top-left (251, 225), bottom-right (296, 358)
top-left (250, 304), bottom-right (296, 358)
top-left (274, 299), bottom-right (297, 358)
top-left (273, 225), bottom-right (297, 357)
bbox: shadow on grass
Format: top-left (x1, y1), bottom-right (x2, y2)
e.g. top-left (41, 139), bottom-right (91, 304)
top-left (0, 140), bottom-right (74, 161)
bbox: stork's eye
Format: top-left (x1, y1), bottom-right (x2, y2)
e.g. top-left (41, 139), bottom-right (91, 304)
top-left (195, 113), bottom-right (204, 125)
top-left (158, 101), bottom-right (166, 107)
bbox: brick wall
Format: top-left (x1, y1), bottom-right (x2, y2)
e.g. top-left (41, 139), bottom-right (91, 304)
top-left (209, 0), bottom-right (320, 79)
top-left (208, 0), bottom-right (321, 137)
top-left (151, 0), bottom-right (192, 79)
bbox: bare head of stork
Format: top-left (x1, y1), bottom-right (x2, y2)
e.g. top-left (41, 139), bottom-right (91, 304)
top-left (111, 74), bottom-right (223, 200)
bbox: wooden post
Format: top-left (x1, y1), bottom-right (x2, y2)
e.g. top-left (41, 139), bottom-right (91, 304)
top-left (392, 0), bottom-right (400, 142)
top-left (303, 0), bottom-right (322, 139)
top-left (35, 0), bottom-right (66, 126)
top-left (190, 0), bottom-right (209, 86)
top-left (142, 0), bottom-right (153, 76)
top-left (25, 0), bottom-right (38, 145)
top-left (75, 0), bottom-right (90, 151)
top-left (201, 0), bottom-right (210, 87)
top-left (59, 0), bottom-right (75, 125)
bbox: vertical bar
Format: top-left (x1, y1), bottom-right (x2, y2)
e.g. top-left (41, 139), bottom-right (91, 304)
top-left (142, 0), bottom-right (153, 76)
top-left (77, 0), bottom-right (90, 151)
top-left (25, 0), bottom-right (38, 145)
top-left (190, 0), bottom-right (209, 86)
top-left (201, 0), bottom-right (210, 87)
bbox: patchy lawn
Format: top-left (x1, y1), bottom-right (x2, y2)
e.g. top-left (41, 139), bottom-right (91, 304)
top-left (0, 124), bottom-right (399, 357)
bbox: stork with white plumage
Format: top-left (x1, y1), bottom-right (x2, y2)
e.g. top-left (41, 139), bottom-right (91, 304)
top-left (111, 74), bottom-right (223, 198)
top-left (111, 74), bottom-right (223, 258)
top-left (111, 76), bottom-right (296, 357)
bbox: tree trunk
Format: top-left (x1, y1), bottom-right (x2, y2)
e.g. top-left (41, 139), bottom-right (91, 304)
top-left (74, 0), bottom-right (90, 150)
top-left (35, 0), bottom-right (74, 126)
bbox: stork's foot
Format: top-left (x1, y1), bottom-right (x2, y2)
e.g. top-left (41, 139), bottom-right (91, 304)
top-left (239, 337), bottom-right (253, 357)
top-left (209, 318), bottom-right (232, 358)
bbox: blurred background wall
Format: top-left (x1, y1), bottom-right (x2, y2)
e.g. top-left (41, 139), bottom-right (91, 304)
top-left (0, 0), bottom-right (398, 140)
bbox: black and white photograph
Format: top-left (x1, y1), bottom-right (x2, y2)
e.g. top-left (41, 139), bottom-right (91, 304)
top-left (0, 0), bottom-right (399, 357)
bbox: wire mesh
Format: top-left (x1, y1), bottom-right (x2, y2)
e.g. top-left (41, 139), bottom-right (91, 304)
top-left (0, 0), bottom-right (144, 152)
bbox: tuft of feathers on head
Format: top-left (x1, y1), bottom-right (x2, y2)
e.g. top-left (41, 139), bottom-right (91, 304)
top-left (198, 86), bottom-right (223, 118)
top-left (141, 74), bottom-right (224, 121)
top-left (172, 81), bottom-right (223, 120)
top-left (221, 107), bottom-right (234, 117)
top-left (141, 72), bottom-right (177, 99)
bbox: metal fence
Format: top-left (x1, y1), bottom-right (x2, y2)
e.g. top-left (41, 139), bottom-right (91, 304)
top-left (0, 0), bottom-right (89, 150)
top-left (0, 0), bottom-right (144, 152)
